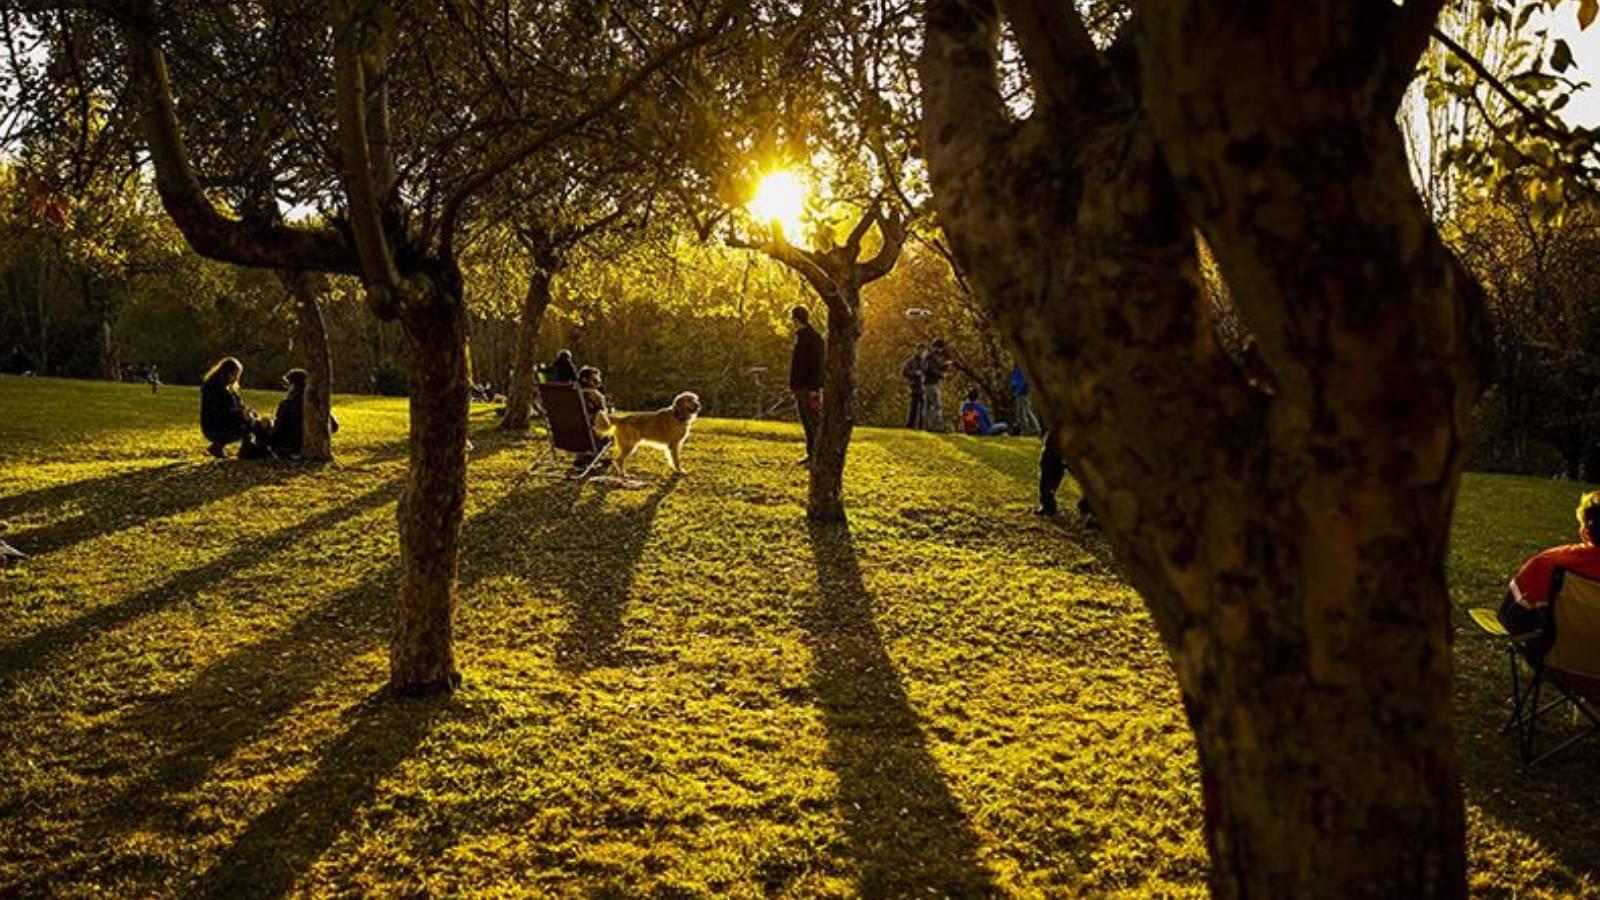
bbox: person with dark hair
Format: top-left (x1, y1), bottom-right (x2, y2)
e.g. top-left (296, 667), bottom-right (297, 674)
top-left (902, 345), bottom-right (926, 429)
top-left (1037, 422), bottom-right (1096, 526)
top-left (1500, 490), bottom-right (1600, 640)
top-left (569, 365), bottom-right (613, 474)
top-left (266, 368), bottom-right (339, 459)
top-left (920, 339), bottom-right (949, 432)
top-left (547, 349), bottom-right (578, 384)
top-left (959, 388), bottom-right (1008, 436)
top-left (199, 356), bottom-right (269, 458)
top-left (788, 306), bottom-right (826, 465)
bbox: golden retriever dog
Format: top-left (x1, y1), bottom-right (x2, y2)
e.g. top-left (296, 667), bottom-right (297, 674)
top-left (595, 392), bottom-right (701, 476)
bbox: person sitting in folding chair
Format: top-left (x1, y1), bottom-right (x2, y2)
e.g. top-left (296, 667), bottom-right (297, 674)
top-left (1493, 490), bottom-right (1600, 762)
top-left (568, 365), bottom-right (613, 476)
top-left (1500, 491), bottom-right (1600, 639)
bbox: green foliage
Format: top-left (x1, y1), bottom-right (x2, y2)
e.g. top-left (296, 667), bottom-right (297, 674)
top-left (0, 378), bottom-right (1597, 896)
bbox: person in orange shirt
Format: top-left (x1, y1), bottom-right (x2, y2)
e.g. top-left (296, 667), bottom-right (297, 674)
top-left (1500, 491), bottom-right (1600, 640)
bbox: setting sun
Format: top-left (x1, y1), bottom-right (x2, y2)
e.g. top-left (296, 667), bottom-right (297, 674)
top-left (748, 169), bottom-right (808, 238)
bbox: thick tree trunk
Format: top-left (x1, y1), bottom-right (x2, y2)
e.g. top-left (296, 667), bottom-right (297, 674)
top-left (390, 276), bottom-right (469, 694)
top-left (500, 267), bottom-right (555, 431)
top-left (808, 297), bottom-right (860, 521)
top-left (98, 314), bottom-right (120, 381)
top-left (921, 1), bottom-right (1476, 895)
top-left (283, 271), bottom-right (335, 462)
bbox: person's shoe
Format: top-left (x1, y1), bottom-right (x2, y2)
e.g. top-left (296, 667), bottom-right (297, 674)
top-left (796, 456), bottom-right (812, 466)
top-left (1034, 503), bottom-right (1058, 517)
top-left (206, 442), bottom-right (226, 459)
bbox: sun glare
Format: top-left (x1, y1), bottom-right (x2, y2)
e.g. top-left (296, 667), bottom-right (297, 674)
top-left (749, 170), bottom-right (808, 239)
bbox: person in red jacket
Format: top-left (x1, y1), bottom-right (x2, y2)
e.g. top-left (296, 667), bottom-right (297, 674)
top-left (1500, 490), bottom-right (1600, 641)
top-left (788, 306), bottom-right (826, 465)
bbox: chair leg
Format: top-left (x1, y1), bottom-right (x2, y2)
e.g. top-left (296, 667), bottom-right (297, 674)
top-left (1521, 675), bottom-right (1543, 764)
top-left (1502, 646), bottom-right (1524, 735)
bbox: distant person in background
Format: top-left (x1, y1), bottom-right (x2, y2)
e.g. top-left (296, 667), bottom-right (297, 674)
top-left (5, 345), bottom-right (34, 376)
top-left (960, 388), bottom-right (1009, 436)
top-left (920, 339), bottom-right (949, 432)
top-left (1037, 421), bottom-right (1096, 526)
top-left (267, 368), bottom-right (339, 459)
top-left (548, 349), bottom-right (578, 384)
top-left (1009, 363), bottom-right (1039, 436)
top-left (199, 356), bottom-right (270, 459)
top-left (788, 306), bottom-right (826, 465)
top-left (145, 364), bottom-right (162, 395)
top-left (901, 345), bottom-right (926, 429)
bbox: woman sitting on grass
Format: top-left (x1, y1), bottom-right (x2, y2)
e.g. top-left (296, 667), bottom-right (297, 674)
top-left (200, 356), bottom-right (270, 459)
top-left (266, 368), bottom-right (339, 459)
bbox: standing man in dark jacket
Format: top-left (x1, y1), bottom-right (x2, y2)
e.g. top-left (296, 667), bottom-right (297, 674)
top-left (902, 345), bottom-right (926, 429)
top-left (788, 306), bottom-right (826, 465)
top-left (921, 339), bottom-right (949, 432)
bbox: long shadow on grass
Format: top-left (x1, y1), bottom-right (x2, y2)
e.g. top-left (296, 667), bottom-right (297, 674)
top-left (2, 461), bottom-right (310, 557)
top-left (191, 687), bottom-right (453, 899)
top-left (458, 476), bottom-right (673, 670)
top-left (84, 480), bottom-right (560, 857)
top-left (0, 462), bottom-right (186, 520)
top-left (804, 520), bottom-right (996, 896)
top-left (0, 476), bottom-right (404, 696)
top-left (1454, 636), bottom-right (1600, 891)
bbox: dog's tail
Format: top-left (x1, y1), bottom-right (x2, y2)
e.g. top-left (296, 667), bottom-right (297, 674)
top-left (592, 410), bottom-right (617, 437)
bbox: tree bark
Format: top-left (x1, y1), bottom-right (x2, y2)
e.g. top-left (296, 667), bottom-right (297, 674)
top-left (500, 265), bottom-right (556, 431)
top-left (808, 294), bottom-right (861, 521)
top-left (283, 271), bottom-right (335, 462)
top-left (390, 274), bottom-right (469, 694)
top-left (922, 1), bottom-right (1475, 895)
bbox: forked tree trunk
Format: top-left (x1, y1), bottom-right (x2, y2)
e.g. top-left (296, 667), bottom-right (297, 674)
top-left (283, 271), bottom-right (335, 462)
top-left (390, 275), bottom-right (469, 693)
top-left (921, 1), bottom-right (1477, 895)
top-left (808, 295), bottom-right (861, 521)
top-left (500, 266), bottom-right (555, 431)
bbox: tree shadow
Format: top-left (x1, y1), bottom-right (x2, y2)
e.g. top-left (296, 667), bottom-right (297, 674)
top-left (191, 687), bottom-right (453, 899)
top-left (457, 476), bottom-right (674, 671)
top-left (0, 476), bottom-right (404, 696)
top-left (803, 520), bottom-right (996, 896)
top-left (2, 461), bottom-right (310, 557)
top-left (92, 564), bottom-right (406, 837)
top-left (0, 462), bottom-right (187, 522)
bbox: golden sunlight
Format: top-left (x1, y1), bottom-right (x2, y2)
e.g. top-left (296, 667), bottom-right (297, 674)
top-left (748, 170), bottom-right (808, 239)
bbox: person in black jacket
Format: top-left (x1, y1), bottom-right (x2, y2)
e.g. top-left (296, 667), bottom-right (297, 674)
top-left (902, 345), bottom-right (925, 429)
top-left (199, 356), bottom-right (269, 458)
top-left (1037, 421), bottom-right (1096, 527)
top-left (267, 369), bottom-right (339, 459)
top-left (547, 349), bottom-right (578, 384)
top-left (788, 306), bottom-right (826, 465)
top-left (920, 339), bottom-right (949, 432)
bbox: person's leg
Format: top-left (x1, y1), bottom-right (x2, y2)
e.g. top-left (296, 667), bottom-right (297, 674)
top-left (1037, 438), bottom-right (1065, 515)
top-left (796, 390), bottom-right (819, 460)
top-left (926, 384), bottom-right (943, 432)
top-left (988, 422), bottom-right (1009, 436)
top-left (906, 389), bottom-right (922, 429)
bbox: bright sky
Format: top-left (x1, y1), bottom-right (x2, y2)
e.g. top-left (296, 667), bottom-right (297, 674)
top-left (1544, 6), bottom-right (1600, 126)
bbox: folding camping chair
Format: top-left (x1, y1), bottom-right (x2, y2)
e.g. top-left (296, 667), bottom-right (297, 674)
top-left (1518, 568), bottom-right (1600, 764)
top-left (523, 381), bottom-right (610, 479)
top-left (1467, 607), bottom-right (1554, 737)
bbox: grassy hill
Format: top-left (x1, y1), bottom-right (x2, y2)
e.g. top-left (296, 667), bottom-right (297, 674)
top-left (0, 376), bottom-right (1596, 897)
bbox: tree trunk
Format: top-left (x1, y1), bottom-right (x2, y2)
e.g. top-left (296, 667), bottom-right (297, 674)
top-left (808, 295), bottom-right (860, 521)
top-left (390, 275), bottom-right (469, 694)
top-left (284, 271), bottom-right (335, 462)
top-left (500, 266), bottom-right (555, 431)
top-left (98, 314), bottom-right (120, 381)
top-left (921, 2), bottom-right (1477, 895)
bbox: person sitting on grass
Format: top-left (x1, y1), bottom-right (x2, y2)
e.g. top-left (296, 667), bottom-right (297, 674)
top-left (266, 368), bottom-right (339, 459)
top-left (569, 365), bottom-right (613, 474)
top-left (200, 356), bottom-right (270, 459)
top-left (959, 388), bottom-right (1009, 436)
top-left (1499, 490), bottom-right (1600, 641)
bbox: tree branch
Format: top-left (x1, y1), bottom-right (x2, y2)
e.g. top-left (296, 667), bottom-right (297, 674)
top-left (922, 0), bottom-right (1014, 176)
top-left (996, 0), bottom-right (1114, 113)
top-left (436, 7), bottom-right (732, 262)
top-left (332, 8), bottom-right (404, 315)
top-left (119, 5), bottom-right (355, 274)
